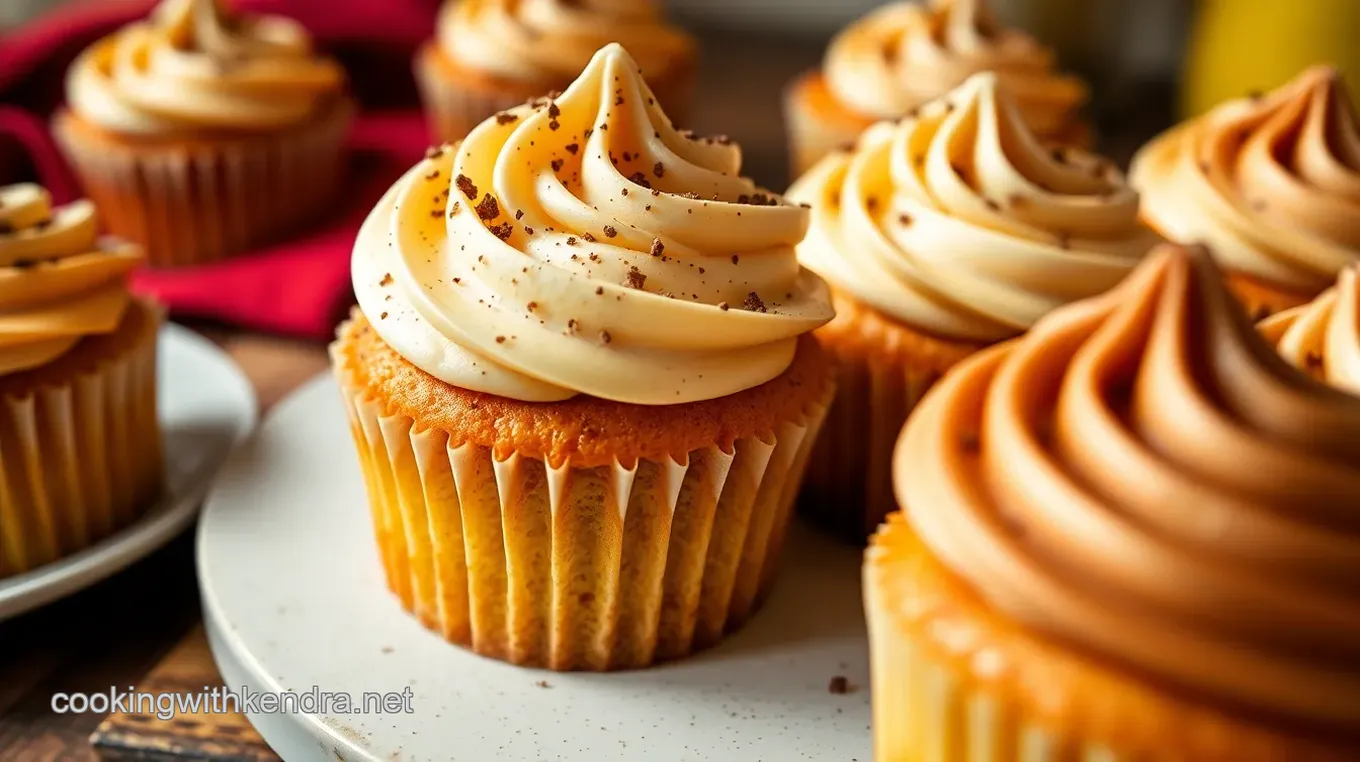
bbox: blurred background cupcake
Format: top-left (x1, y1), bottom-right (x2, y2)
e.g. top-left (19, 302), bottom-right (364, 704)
top-left (52, 0), bottom-right (353, 268)
top-left (1260, 264), bottom-right (1360, 394)
top-left (0, 183), bottom-right (162, 579)
top-left (788, 72), bottom-right (1157, 539)
top-left (414, 0), bottom-right (697, 143)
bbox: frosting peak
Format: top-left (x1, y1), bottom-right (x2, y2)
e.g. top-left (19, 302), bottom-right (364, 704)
top-left (355, 44), bottom-right (832, 404)
top-left (1132, 66), bottom-right (1360, 294)
top-left (0, 184), bottom-right (143, 376)
top-left (67, 0), bottom-right (346, 134)
top-left (1261, 264), bottom-right (1360, 395)
top-left (823, 0), bottom-right (1086, 136)
top-left (789, 72), bottom-right (1155, 342)
top-left (896, 243), bottom-right (1360, 733)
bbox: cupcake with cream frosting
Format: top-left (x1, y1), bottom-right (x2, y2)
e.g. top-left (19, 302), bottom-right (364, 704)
top-left (1260, 264), bottom-right (1360, 394)
top-left (869, 243), bottom-right (1360, 760)
top-left (415, 0), bottom-right (696, 143)
top-left (788, 72), bottom-right (1155, 539)
top-left (333, 44), bottom-right (834, 670)
top-left (1131, 65), bottom-right (1360, 320)
top-left (0, 183), bottom-right (163, 578)
top-left (785, 0), bottom-right (1089, 177)
top-left (53, 0), bottom-right (352, 267)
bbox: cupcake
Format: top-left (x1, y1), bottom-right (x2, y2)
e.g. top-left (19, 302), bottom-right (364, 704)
top-left (788, 72), bottom-right (1156, 539)
top-left (1131, 65), bottom-right (1360, 321)
top-left (53, 0), bottom-right (353, 268)
top-left (869, 243), bottom-right (1360, 760)
top-left (0, 183), bottom-right (163, 579)
top-left (333, 44), bottom-right (835, 671)
top-left (785, 0), bottom-right (1089, 178)
top-left (1260, 264), bottom-right (1360, 394)
top-left (414, 0), bottom-right (696, 143)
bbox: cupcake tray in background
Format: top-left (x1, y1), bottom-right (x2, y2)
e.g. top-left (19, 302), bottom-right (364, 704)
top-left (198, 373), bottom-right (872, 762)
top-left (0, 324), bottom-right (256, 623)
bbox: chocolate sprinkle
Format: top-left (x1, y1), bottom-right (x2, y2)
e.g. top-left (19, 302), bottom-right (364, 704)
top-left (455, 174), bottom-right (478, 200)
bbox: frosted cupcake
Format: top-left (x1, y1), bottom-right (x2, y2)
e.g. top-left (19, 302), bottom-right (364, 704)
top-left (1260, 264), bottom-right (1360, 394)
top-left (785, 0), bottom-right (1089, 177)
top-left (1132, 65), bottom-right (1360, 320)
top-left (788, 72), bottom-right (1155, 539)
top-left (870, 244), bottom-right (1360, 760)
top-left (415, 0), bottom-right (696, 143)
top-left (333, 44), bottom-right (835, 670)
top-left (54, 0), bottom-right (352, 268)
top-left (0, 184), bottom-right (162, 579)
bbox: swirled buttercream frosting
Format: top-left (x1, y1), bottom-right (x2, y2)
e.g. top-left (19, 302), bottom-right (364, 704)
top-left (895, 243), bottom-right (1360, 733)
top-left (437, 0), bottom-right (693, 85)
top-left (66, 0), bottom-right (346, 135)
top-left (789, 72), bottom-right (1154, 343)
top-left (1261, 265), bottom-right (1360, 395)
top-left (353, 44), bottom-right (832, 405)
top-left (1132, 66), bottom-right (1360, 295)
top-left (824, 0), bottom-right (1086, 135)
top-left (0, 184), bottom-right (144, 376)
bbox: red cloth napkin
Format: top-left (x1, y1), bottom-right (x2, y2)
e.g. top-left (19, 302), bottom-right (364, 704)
top-left (0, 0), bottom-right (442, 339)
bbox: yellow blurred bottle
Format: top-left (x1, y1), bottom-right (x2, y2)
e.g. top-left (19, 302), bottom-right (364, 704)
top-left (1183, 0), bottom-right (1360, 116)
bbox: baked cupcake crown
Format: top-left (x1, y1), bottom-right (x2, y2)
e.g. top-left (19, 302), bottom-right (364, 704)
top-left (789, 72), bottom-right (1156, 343)
top-left (65, 0), bottom-right (346, 134)
top-left (823, 0), bottom-right (1086, 132)
top-left (1132, 65), bottom-right (1360, 294)
top-left (1260, 263), bottom-right (1360, 394)
top-left (354, 43), bottom-right (833, 405)
top-left (0, 184), bottom-right (144, 375)
top-left (895, 242), bottom-right (1360, 734)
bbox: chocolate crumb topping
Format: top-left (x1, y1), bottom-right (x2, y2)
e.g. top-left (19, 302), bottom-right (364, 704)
top-left (731, 254), bottom-right (740, 265)
top-left (448, 201), bottom-right (461, 217)
top-left (621, 188), bottom-right (629, 196)
top-left (425, 169), bottom-right (440, 180)
top-left (524, 225), bottom-right (535, 235)
top-left (582, 232), bottom-right (596, 243)
top-left (551, 158), bottom-right (564, 173)
top-left (455, 174), bottom-right (478, 200)
top-left (496, 335), bottom-right (506, 343)
top-left (476, 194), bottom-right (500, 221)
top-left (625, 266), bottom-right (647, 289)
top-left (549, 120), bottom-right (560, 131)
top-left (527, 301), bottom-right (538, 312)
top-left (717, 301), bottom-right (729, 311)
top-left (653, 162), bottom-right (664, 178)
top-left (828, 676), bottom-right (850, 695)
top-left (744, 291), bottom-right (767, 313)
top-left (547, 102), bottom-right (561, 119)
top-left (603, 226), bottom-right (617, 238)
top-left (595, 286), bottom-right (604, 295)
top-left (567, 236), bottom-right (578, 245)
top-left (599, 329), bottom-right (612, 344)
top-left (629, 172), bottom-right (652, 189)
top-left (380, 311), bottom-right (389, 320)
top-left (515, 209), bottom-right (525, 220)
top-left (495, 112), bottom-right (518, 125)
top-left (379, 273), bottom-right (394, 287)
top-left (489, 222), bottom-right (514, 240)
top-left (650, 238), bottom-right (664, 257)
top-left (566, 318), bottom-right (579, 334)
top-left (651, 188), bottom-right (661, 197)
top-left (565, 143), bottom-right (580, 155)
top-left (899, 212), bottom-right (913, 226)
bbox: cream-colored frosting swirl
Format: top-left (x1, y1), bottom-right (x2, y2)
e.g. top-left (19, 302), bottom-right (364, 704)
top-left (66, 0), bottom-right (346, 134)
top-left (895, 243), bottom-right (1360, 732)
top-left (1260, 265), bottom-right (1360, 395)
top-left (0, 184), bottom-right (144, 376)
top-left (1132, 66), bottom-right (1360, 295)
top-left (437, 0), bottom-right (694, 85)
top-left (823, 0), bottom-right (1086, 136)
top-left (789, 73), bottom-right (1155, 343)
top-left (354, 44), bottom-right (831, 404)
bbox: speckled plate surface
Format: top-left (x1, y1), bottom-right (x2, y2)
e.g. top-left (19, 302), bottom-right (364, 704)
top-left (199, 373), bottom-right (872, 762)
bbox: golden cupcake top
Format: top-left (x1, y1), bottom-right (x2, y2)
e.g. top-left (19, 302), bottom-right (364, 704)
top-left (436, 0), bottom-right (694, 85)
top-left (1132, 66), bottom-right (1360, 296)
top-left (1261, 265), bottom-right (1360, 395)
top-left (822, 0), bottom-right (1086, 136)
top-left (894, 242), bottom-right (1360, 734)
top-left (0, 184), bottom-right (144, 376)
top-left (66, 0), bottom-right (346, 135)
top-left (353, 43), bottom-right (832, 405)
top-left (788, 72), bottom-right (1155, 343)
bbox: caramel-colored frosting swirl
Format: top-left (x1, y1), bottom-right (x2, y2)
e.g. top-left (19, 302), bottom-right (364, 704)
top-left (789, 73), bottom-right (1154, 342)
top-left (1132, 66), bottom-right (1360, 295)
top-left (353, 44), bottom-right (831, 404)
top-left (66, 0), bottom-right (346, 135)
top-left (0, 184), bottom-right (144, 376)
top-left (823, 0), bottom-right (1086, 137)
top-left (1260, 265), bottom-right (1360, 395)
top-left (437, 0), bottom-right (694, 85)
top-left (895, 243), bottom-right (1360, 732)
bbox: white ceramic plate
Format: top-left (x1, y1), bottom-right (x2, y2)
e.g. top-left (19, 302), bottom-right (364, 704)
top-left (0, 324), bottom-right (256, 623)
top-left (199, 373), bottom-right (873, 762)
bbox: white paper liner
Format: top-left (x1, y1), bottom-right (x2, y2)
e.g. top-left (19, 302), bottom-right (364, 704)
top-left (333, 340), bottom-right (833, 671)
top-left (0, 300), bottom-right (162, 579)
top-left (52, 102), bottom-right (353, 269)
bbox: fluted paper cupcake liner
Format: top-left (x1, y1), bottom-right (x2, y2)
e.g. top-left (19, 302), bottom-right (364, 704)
top-left (53, 102), bottom-right (353, 269)
top-left (0, 300), bottom-right (163, 579)
top-left (333, 340), bottom-right (832, 671)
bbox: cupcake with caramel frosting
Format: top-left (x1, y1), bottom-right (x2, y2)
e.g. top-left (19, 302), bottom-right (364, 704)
top-left (414, 0), bottom-right (696, 143)
top-left (1260, 264), bottom-right (1360, 395)
top-left (54, 0), bottom-right (353, 267)
top-left (785, 0), bottom-right (1089, 177)
top-left (788, 72), bottom-right (1155, 538)
top-left (0, 184), bottom-right (163, 579)
top-left (869, 243), bottom-right (1360, 760)
top-left (1132, 65), bottom-right (1360, 320)
top-left (333, 44), bottom-right (834, 670)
